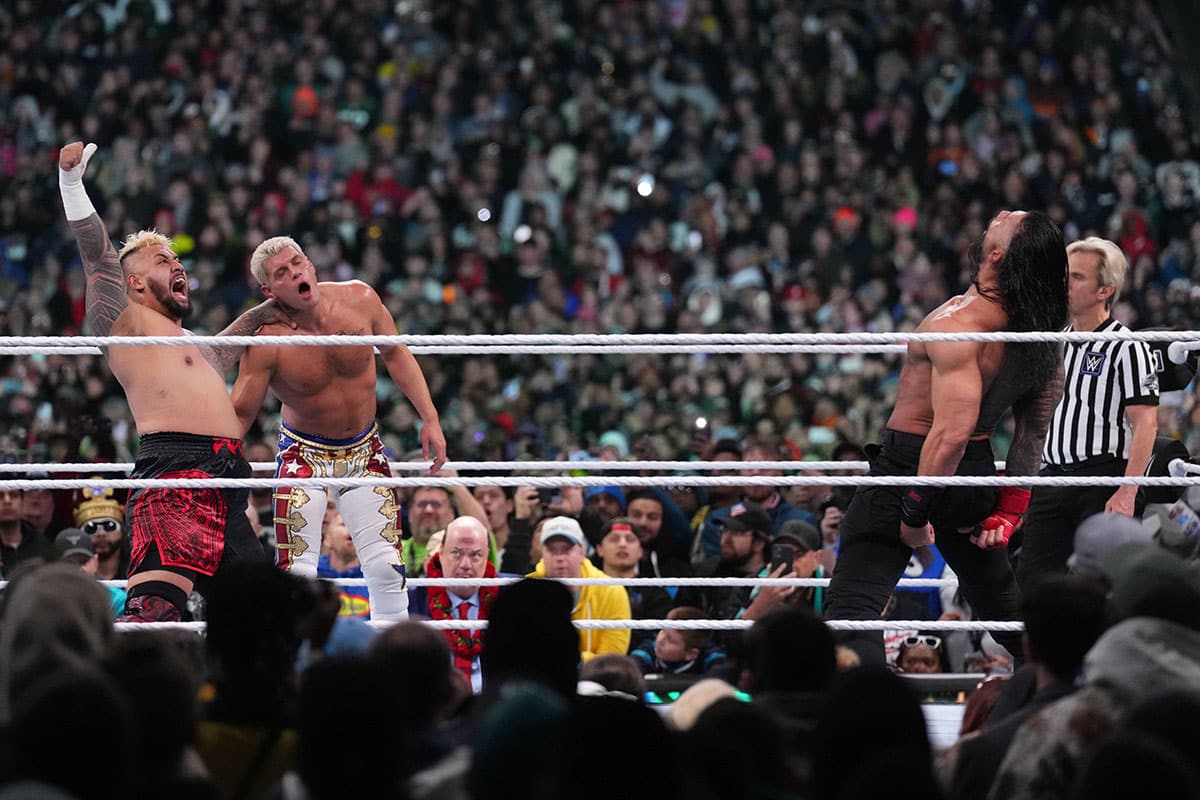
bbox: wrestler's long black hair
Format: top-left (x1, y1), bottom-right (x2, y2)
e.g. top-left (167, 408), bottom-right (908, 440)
top-left (972, 211), bottom-right (1069, 385)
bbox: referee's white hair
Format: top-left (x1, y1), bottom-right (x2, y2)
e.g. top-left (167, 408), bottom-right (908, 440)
top-left (1067, 237), bottom-right (1128, 308)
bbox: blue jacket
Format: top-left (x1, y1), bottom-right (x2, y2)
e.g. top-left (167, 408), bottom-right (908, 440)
top-left (630, 641), bottom-right (727, 676)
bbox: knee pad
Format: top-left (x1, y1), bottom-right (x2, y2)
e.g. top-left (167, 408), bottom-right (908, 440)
top-left (359, 556), bottom-right (409, 621)
top-left (121, 581), bottom-right (191, 622)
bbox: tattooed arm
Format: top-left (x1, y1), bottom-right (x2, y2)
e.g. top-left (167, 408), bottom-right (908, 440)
top-left (197, 298), bottom-right (295, 374)
top-left (969, 349), bottom-right (1064, 551)
top-left (70, 216), bottom-right (127, 338)
top-left (1006, 350), bottom-right (1065, 478)
top-left (59, 142), bottom-right (127, 339)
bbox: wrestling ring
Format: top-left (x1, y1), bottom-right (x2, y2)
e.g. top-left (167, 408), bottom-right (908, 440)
top-left (3, 329), bottom-right (1200, 641)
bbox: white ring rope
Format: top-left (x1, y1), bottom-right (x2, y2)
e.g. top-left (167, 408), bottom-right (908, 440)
top-left (405, 577), bottom-right (956, 588)
top-left (0, 330), bottom-right (1195, 348)
top-left (414, 619), bottom-right (1025, 631)
top-left (0, 344), bottom-right (909, 356)
top-left (0, 460), bottom-right (884, 474)
top-left (112, 619), bottom-right (1021, 633)
top-left (0, 470), bottom-right (1193, 490)
top-left (9, 456), bottom-right (1184, 476)
top-left (1168, 341), bottom-right (1200, 364)
top-left (0, 346), bottom-right (106, 355)
top-left (1169, 460), bottom-right (1200, 477)
top-left (71, 577), bottom-right (958, 589)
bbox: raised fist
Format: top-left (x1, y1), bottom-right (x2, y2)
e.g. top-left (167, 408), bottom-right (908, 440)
top-left (59, 141), bottom-right (97, 174)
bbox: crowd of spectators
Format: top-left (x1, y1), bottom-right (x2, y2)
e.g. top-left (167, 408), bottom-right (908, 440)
top-left (2, 0), bottom-right (1200, 469)
top-left (2, 525), bottom-right (1199, 799)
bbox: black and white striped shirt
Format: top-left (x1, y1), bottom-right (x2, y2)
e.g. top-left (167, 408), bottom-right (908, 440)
top-left (1042, 318), bottom-right (1160, 466)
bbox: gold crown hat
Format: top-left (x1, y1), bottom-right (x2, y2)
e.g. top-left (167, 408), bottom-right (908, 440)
top-left (74, 485), bottom-right (124, 527)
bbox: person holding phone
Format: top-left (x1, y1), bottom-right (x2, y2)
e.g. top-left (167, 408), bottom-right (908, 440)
top-left (740, 519), bottom-right (827, 620)
top-left (697, 443), bottom-right (817, 560)
top-left (695, 502), bottom-right (773, 620)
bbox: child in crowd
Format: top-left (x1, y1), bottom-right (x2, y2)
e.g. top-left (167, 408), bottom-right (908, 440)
top-left (630, 607), bottom-right (727, 675)
top-left (894, 632), bottom-right (951, 674)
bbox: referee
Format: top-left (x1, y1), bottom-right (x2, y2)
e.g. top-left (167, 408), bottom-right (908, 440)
top-left (1016, 237), bottom-right (1158, 589)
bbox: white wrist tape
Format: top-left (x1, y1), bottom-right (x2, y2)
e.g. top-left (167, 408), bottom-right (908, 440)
top-left (59, 142), bottom-right (98, 221)
top-left (59, 180), bottom-right (97, 221)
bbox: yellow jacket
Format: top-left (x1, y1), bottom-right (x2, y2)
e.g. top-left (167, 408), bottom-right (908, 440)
top-left (528, 557), bottom-right (631, 660)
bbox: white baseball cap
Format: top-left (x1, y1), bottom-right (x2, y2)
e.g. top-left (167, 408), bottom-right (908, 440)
top-left (540, 516), bottom-right (585, 548)
top-left (1069, 512), bottom-right (1154, 576)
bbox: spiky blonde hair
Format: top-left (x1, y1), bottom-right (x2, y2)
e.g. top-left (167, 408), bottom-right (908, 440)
top-left (117, 230), bottom-right (175, 264)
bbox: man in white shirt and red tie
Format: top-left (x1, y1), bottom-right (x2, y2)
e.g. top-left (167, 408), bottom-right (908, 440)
top-left (412, 516), bottom-right (497, 693)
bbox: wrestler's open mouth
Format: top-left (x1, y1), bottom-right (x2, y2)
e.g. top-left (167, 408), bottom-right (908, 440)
top-left (298, 281), bottom-right (312, 298)
top-left (171, 273), bottom-right (188, 298)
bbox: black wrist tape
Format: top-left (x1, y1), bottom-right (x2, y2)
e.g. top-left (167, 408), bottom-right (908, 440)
top-left (900, 486), bottom-right (941, 528)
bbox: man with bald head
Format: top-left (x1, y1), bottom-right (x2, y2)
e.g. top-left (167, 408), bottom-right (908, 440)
top-left (410, 516), bottom-right (498, 693)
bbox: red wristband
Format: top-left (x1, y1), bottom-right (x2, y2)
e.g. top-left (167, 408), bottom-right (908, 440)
top-left (994, 487), bottom-right (1031, 516)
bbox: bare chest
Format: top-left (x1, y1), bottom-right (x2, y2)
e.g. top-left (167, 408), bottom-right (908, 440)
top-left (274, 323), bottom-right (376, 393)
top-left (108, 340), bottom-right (223, 396)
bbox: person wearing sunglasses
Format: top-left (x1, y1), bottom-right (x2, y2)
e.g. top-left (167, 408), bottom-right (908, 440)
top-left (896, 633), bottom-right (950, 674)
top-left (73, 487), bottom-right (129, 581)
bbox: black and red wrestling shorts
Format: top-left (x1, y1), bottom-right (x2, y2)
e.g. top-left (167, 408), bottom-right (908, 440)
top-left (127, 432), bottom-right (264, 580)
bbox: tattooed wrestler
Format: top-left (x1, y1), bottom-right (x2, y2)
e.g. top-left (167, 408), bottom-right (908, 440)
top-left (824, 210), bottom-right (1069, 664)
top-left (231, 236), bottom-right (446, 621)
top-left (59, 141), bottom-right (287, 621)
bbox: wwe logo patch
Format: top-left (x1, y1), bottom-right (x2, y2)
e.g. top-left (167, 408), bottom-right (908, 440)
top-left (1081, 351), bottom-right (1106, 376)
top-left (1151, 349), bottom-right (1165, 374)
